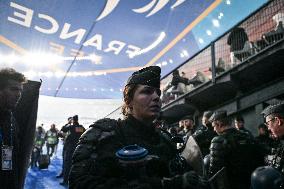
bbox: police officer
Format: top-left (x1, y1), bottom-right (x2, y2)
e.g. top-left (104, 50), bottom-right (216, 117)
top-left (179, 115), bottom-right (196, 140)
top-left (34, 126), bottom-right (46, 153)
top-left (0, 68), bottom-right (26, 189)
top-left (234, 115), bottom-right (254, 138)
top-left (60, 115), bottom-right (85, 186)
top-left (208, 110), bottom-right (263, 189)
top-left (255, 123), bottom-right (278, 154)
top-left (45, 124), bottom-right (59, 156)
top-left (192, 111), bottom-right (216, 157)
top-left (251, 102), bottom-right (284, 189)
top-left (56, 117), bottom-right (73, 178)
top-left (69, 66), bottom-right (209, 189)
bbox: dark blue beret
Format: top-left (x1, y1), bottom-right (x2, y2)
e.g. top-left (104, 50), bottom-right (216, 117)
top-left (209, 110), bottom-right (227, 122)
top-left (126, 66), bottom-right (161, 88)
top-left (261, 102), bottom-right (284, 118)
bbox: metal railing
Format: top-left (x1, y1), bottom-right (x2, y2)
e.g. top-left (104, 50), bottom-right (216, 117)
top-left (161, 0), bottom-right (284, 106)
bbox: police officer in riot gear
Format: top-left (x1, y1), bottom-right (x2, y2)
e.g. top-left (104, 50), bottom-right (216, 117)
top-left (192, 111), bottom-right (216, 157)
top-left (60, 115), bottom-right (85, 186)
top-left (234, 115), bottom-right (254, 139)
top-left (208, 110), bottom-right (263, 189)
top-left (69, 66), bottom-right (209, 189)
top-left (251, 102), bottom-right (284, 189)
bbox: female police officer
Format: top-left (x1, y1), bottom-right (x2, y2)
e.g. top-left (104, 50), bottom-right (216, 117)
top-left (69, 66), bottom-right (208, 189)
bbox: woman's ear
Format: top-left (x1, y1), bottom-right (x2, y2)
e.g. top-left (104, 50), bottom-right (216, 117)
top-left (126, 99), bottom-right (133, 111)
top-left (128, 101), bottom-right (133, 110)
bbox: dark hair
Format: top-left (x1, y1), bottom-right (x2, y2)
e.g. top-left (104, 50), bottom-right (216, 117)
top-left (121, 84), bottom-right (139, 117)
top-left (258, 123), bottom-right (268, 135)
top-left (73, 115), bottom-right (78, 122)
top-left (203, 111), bottom-right (213, 118)
top-left (218, 117), bottom-right (232, 127)
top-left (235, 115), bottom-right (244, 122)
top-left (0, 68), bottom-right (26, 89)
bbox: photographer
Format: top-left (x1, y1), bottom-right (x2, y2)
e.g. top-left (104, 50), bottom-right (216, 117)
top-left (0, 68), bottom-right (26, 189)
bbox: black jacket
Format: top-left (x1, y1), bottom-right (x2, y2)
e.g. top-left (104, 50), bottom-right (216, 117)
top-left (0, 111), bottom-right (20, 189)
top-left (69, 116), bottom-right (210, 189)
top-left (209, 128), bottom-right (264, 189)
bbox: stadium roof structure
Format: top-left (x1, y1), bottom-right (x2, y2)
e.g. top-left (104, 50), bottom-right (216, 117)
top-left (0, 0), bottom-right (267, 99)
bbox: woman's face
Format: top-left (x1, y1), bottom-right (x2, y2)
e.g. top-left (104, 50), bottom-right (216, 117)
top-left (129, 85), bottom-right (161, 122)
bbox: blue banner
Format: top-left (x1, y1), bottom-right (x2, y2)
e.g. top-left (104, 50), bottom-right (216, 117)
top-left (0, 0), bottom-right (267, 99)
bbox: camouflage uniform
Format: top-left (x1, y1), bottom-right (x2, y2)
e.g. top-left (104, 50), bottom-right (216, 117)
top-left (69, 116), bottom-right (208, 189)
top-left (209, 128), bottom-right (264, 189)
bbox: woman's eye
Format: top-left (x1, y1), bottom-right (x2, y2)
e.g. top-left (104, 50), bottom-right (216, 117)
top-left (141, 88), bottom-right (161, 96)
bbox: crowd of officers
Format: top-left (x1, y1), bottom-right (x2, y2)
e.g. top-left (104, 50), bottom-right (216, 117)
top-left (31, 115), bottom-right (85, 186)
top-left (65, 66), bottom-right (284, 189)
top-left (166, 109), bottom-right (282, 189)
top-left (3, 66), bottom-right (284, 189)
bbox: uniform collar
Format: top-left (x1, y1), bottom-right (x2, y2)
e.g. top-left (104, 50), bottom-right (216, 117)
top-left (126, 115), bottom-right (156, 134)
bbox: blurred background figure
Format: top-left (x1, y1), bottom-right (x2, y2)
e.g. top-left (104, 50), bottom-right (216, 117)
top-left (179, 115), bottom-right (196, 141)
top-left (60, 115), bottom-right (85, 186)
top-left (45, 124), bottom-right (59, 157)
top-left (56, 117), bottom-right (73, 179)
top-left (234, 115), bottom-right (254, 138)
top-left (34, 125), bottom-right (46, 153)
top-left (255, 123), bottom-right (277, 154)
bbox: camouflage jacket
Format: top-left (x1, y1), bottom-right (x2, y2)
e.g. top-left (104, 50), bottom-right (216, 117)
top-left (69, 116), bottom-right (179, 189)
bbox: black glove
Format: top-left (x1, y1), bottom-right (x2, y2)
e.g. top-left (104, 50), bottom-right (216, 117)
top-left (169, 155), bottom-right (192, 176)
top-left (162, 171), bottom-right (210, 189)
